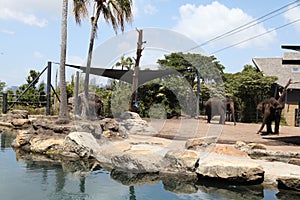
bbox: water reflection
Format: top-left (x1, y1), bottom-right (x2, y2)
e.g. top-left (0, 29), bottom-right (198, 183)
top-left (2, 132), bottom-right (299, 199)
top-left (15, 149), bottom-right (102, 198)
top-left (1, 131), bottom-right (15, 150)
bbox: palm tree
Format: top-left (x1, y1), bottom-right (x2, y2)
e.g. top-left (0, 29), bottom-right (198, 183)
top-left (74, 0), bottom-right (133, 119)
top-left (113, 55), bottom-right (134, 70)
top-left (58, 0), bottom-right (69, 121)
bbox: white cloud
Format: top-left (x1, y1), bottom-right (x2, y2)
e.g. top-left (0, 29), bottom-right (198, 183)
top-left (144, 4), bottom-right (158, 15)
top-left (0, 29), bottom-right (15, 35)
top-left (0, 8), bottom-right (48, 27)
top-left (284, 4), bottom-right (300, 33)
top-left (1, 0), bottom-right (61, 16)
top-left (173, 2), bottom-right (276, 49)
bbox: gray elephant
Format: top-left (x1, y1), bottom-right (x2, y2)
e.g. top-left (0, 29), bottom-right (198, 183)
top-left (257, 79), bottom-right (291, 135)
top-left (205, 97), bottom-right (236, 125)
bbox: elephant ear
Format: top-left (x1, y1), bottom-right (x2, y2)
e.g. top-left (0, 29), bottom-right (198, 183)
top-left (257, 102), bottom-right (264, 110)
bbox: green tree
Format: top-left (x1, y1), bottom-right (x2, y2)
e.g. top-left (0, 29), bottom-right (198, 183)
top-left (113, 55), bottom-right (134, 70)
top-left (223, 65), bottom-right (277, 122)
top-left (0, 80), bottom-right (5, 92)
top-left (15, 70), bottom-right (46, 108)
top-left (157, 52), bottom-right (225, 116)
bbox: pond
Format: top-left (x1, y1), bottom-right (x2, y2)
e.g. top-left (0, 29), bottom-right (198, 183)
top-left (0, 131), bottom-right (298, 200)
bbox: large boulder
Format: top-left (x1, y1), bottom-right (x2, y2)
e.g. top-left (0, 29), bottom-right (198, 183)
top-left (196, 156), bottom-right (265, 184)
top-left (111, 150), bottom-right (162, 173)
top-left (160, 149), bottom-right (199, 173)
top-left (63, 132), bottom-right (101, 159)
top-left (117, 111), bottom-right (157, 136)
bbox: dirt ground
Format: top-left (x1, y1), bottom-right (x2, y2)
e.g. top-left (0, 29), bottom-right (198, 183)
top-left (145, 116), bottom-right (300, 153)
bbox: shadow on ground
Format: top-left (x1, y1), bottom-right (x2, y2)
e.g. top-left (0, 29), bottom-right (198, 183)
top-left (262, 136), bottom-right (300, 146)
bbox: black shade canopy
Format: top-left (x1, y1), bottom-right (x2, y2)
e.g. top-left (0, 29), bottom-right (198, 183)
top-left (66, 63), bottom-right (183, 86)
top-left (281, 45), bottom-right (300, 51)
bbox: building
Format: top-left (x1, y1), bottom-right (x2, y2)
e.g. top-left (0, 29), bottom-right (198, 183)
top-left (252, 50), bottom-right (300, 127)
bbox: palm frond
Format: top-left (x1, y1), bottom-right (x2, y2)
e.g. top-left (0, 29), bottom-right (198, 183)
top-left (73, 0), bottom-right (89, 25)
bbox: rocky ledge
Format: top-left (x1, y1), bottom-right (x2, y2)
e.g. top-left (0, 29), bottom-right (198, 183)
top-left (1, 110), bottom-right (300, 193)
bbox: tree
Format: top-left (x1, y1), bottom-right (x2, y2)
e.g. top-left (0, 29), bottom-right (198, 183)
top-left (15, 70), bottom-right (46, 108)
top-left (0, 80), bottom-right (5, 93)
top-left (58, 0), bottom-right (69, 121)
top-left (73, 0), bottom-right (133, 119)
top-left (113, 55), bottom-right (134, 70)
top-left (157, 52), bottom-right (225, 116)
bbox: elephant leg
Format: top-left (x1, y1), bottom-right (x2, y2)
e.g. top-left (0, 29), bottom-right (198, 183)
top-left (274, 112), bottom-right (281, 134)
top-left (207, 114), bottom-right (211, 123)
top-left (257, 104), bottom-right (271, 134)
top-left (266, 118), bottom-right (273, 134)
top-left (219, 110), bottom-right (226, 124)
top-left (205, 105), bottom-right (212, 123)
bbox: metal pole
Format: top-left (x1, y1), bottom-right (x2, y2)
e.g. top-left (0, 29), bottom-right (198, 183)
top-left (46, 61), bottom-right (52, 115)
top-left (2, 93), bottom-right (7, 114)
top-left (196, 67), bottom-right (201, 118)
top-left (75, 71), bottom-right (79, 115)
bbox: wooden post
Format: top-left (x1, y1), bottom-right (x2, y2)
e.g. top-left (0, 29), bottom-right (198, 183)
top-left (46, 61), bottom-right (52, 115)
top-left (130, 29), bottom-right (144, 112)
top-left (2, 93), bottom-right (7, 114)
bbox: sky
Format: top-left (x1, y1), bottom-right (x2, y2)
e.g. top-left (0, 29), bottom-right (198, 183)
top-left (1, 0), bottom-right (300, 87)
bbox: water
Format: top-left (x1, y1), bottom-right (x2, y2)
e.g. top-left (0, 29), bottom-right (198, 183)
top-left (0, 131), bottom-right (299, 200)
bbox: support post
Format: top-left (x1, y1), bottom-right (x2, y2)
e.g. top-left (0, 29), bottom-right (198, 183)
top-left (74, 71), bottom-right (79, 116)
top-left (46, 61), bottom-right (52, 115)
top-left (196, 67), bottom-right (201, 118)
top-left (2, 93), bottom-right (7, 114)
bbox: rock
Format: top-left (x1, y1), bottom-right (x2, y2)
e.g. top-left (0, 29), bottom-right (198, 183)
top-left (277, 176), bottom-right (300, 192)
top-left (11, 118), bottom-right (31, 127)
top-left (161, 149), bottom-right (199, 173)
top-left (196, 157), bottom-right (265, 184)
top-left (74, 122), bottom-right (102, 139)
top-left (29, 136), bottom-right (64, 154)
top-left (211, 144), bottom-right (249, 158)
top-left (70, 92), bottom-right (104, 119)
top-left (63, 132), bottom-right (101, 159)
top-left (117, 111), bottom-right (157, 136)
top-left (10, 109), bottom-right (29, 119)
top-left (119, 111), bottom-right (141, 120)
top-left (288, 158), bottom-right (300, 166)
top-left (248, 143), bottom-right (267, 150)
top-left (11, 130), bottom-right (33, 147)
top-left (100, 118), bottom-right (128, 139)
top-left (185, 136), bottom-right (217, 150)
top-left (111, 151), bottom-right (162, 173)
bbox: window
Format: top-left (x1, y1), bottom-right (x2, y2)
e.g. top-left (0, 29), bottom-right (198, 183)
top-left (291, 67), bottom-right (300, 73)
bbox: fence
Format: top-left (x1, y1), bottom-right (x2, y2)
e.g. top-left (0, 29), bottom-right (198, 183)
top-left (1, 62), bottom-right (54, 115)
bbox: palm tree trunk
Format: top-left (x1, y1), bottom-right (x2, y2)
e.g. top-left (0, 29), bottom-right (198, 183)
top-left (82, 6), bottom-right (101, 119)
top-left (58, 0), bottom-right (69, 120)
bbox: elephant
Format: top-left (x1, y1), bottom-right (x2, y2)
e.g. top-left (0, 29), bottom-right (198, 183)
top-left (256, 79), bottom-right (292, 135)
top-left (205, 97), bottom-right (236, 125)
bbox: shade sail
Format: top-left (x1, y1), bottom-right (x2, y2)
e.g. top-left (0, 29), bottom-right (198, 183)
top-left (66, 64), bottom-right (183, 86)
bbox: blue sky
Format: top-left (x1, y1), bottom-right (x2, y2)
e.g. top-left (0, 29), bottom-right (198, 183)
top-left (1, 0), bottom-right (300, 87)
